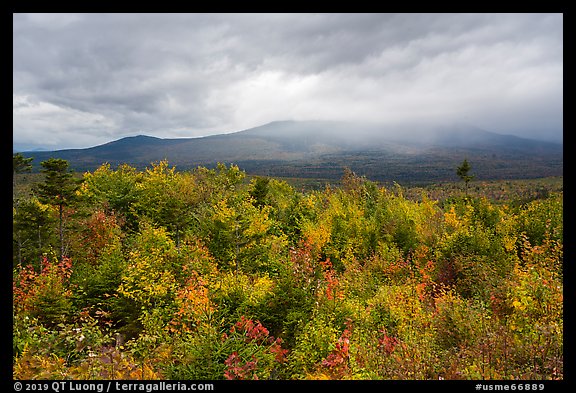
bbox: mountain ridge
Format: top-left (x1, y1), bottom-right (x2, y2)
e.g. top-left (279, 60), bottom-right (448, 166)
top-left (19, 121), bottom-right (563, 184)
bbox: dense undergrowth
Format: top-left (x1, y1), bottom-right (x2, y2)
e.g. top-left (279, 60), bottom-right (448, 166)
top-left (13, 161), bottom-right (563, 380)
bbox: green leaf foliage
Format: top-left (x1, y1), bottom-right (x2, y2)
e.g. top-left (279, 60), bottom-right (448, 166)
top-left (13, 160), bottom-right (563, 380)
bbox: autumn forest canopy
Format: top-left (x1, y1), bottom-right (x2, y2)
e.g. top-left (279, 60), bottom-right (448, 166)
top-left (12, 156), bottom-right (563, 380)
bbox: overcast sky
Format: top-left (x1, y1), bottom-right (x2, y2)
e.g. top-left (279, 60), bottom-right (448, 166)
top-left (13, 13), bottom-right (563, 151)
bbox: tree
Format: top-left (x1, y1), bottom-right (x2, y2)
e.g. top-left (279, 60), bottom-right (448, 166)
top-left (79, 163), bottom-right (142, 231)
top-left (13, 153), bottom-right (33, 201)
top-left (36, 158), bottom-right (81, 261)
top-left (456, 159), bottom-right (474, 196)
top-left (13, 152), bottom-right (33, 181)
top-left (134, 161), bottom-right (199, 248)
top-left (13, 153), bottom-right (37, 265)
top-left (206, 193), bottom-right (283, 275)
top-left (13, 197), bottom-right (55, 267)
top-left (341, 167), bottom-right (364, 196)
top-left (249, 177), bottom-right (270, 208)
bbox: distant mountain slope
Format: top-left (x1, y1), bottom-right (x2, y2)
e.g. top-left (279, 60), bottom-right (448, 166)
top-left (20, 121), bottom-right (563, 184)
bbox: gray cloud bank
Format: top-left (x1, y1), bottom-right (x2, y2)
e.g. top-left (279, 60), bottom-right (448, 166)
top-left (13, 13), bottom-right (563, 150)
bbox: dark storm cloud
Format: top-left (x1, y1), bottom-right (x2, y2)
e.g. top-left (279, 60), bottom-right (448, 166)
top-left (13, 13), bottom-right (563, 150)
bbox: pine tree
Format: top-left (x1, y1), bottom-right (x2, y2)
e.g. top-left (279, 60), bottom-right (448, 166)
top-left (36, 158), bottom-right (81, 261)
top-left (13, 153), bottom-right (33, 199)
top-left (13, 153), bottom-right (33, 174)
top-left (13, 153), bottom-right (35, 265)
top-left (249, 177), bottom-right (270, 208)
top-left (13, 197), bottom-right (55, 267)
top-left (456, 159), bottom-right (475, 196)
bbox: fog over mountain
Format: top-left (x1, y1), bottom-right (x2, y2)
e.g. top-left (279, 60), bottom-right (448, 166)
top-left (19, 121), bottom-right (562, 184)
top-left (13, 13), bottom-right (563, 151)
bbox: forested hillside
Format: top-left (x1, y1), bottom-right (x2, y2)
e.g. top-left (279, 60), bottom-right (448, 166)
top-left (20, 121), bottom-right (563, 183)
top-left (13, 159), bottom-right (563, 380)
